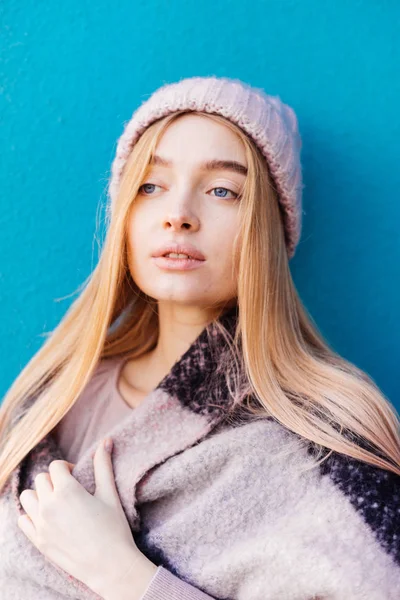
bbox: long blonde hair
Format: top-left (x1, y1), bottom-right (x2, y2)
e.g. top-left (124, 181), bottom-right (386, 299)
top-left (1, 110), bottom-right (399, 495)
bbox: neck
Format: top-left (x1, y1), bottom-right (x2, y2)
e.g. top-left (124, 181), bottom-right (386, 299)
top-left (123, 303), bottom-right (238, 395)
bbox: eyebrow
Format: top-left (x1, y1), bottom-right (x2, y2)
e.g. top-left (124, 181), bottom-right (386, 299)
top-left (149, 154), bottom-right (248, 176)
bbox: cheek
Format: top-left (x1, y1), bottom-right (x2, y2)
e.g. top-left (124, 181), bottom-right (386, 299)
top-left (216, 223), bottom-right (240, 265)
top-left (127, 204), bottom-right (150, 247)
top-left (208, 242), bottom-right (239, 290)
top-left (126, 217), bottom-right (148, 273)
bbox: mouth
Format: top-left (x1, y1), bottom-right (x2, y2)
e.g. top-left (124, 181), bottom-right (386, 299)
top-left (152, 254), bottom-right (206, 271)
top-left (162, 252), bottom-right (203, 260)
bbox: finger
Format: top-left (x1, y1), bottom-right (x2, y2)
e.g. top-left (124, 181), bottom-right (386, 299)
top-left (93, 438), bottom-right (118, 504)
top-left (34, 472), bottom-right (53, 502)
top-left (64, 461), bottom-right (76, 472)
top-left (48, 460), bottom-right (78, 489)
top-left (19, 489), bottom-right (39, 522)
top-left (17, 513), bottom-right (37, 543)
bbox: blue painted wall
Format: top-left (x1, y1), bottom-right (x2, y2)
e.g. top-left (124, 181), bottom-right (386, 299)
top-left (1, 1), bottom-right (399, 408)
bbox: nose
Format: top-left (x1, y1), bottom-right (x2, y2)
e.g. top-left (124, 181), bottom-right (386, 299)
top-left (162, 202), bottom-right (200, 232)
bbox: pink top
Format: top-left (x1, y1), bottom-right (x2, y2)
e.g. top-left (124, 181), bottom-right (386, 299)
top-left (54, 357), bottom-right (132, 464)
top-left (53, 357), bottom-right (214, 600)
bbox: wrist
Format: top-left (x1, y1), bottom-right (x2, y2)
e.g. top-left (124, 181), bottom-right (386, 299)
top-left (98, 546), bottom-right (158, 600)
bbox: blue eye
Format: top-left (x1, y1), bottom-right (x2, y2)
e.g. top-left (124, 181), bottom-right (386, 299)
top-left (210, 187), bottom-right (239, 199)
top-left (138, 183), bottom-right (240, 199)
top-left (139, 183), bottom-right (160, 195)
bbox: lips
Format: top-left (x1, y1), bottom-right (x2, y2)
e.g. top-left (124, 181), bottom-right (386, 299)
top-left (152, 243), bottom-right (206, 261)
top-left (152, 255), bottom-right (205, 271)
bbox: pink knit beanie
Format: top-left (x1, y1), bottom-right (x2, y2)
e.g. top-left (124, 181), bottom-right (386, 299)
top-left (108, 76), bottom-right (304, 259)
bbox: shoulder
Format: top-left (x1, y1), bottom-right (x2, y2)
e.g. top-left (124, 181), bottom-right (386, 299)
top-left (316, 446), bottom-right (400, 566)
top-left (208, 417), bottom-right (400, 565)
top-left (79, 356), bottom-right (122, 396)
top-left (52, 357), bottom-right (122, 433)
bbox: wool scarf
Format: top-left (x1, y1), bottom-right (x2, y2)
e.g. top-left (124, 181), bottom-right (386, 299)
top-left (1, 307), bottom-right (399, 599)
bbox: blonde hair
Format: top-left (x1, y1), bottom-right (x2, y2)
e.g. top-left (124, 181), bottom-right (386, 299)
top-left (1, 110), bottom-right (399, 495)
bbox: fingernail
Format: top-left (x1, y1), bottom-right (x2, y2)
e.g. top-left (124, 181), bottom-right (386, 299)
top-left (104, 438), bottom-right (113, 453)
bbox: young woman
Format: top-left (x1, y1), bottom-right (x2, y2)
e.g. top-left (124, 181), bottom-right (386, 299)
top-left (0, 75), bottom-right (399, 600)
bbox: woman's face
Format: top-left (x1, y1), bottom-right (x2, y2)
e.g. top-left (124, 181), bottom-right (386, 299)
top-left (126, 113), bottom-right (247, 311)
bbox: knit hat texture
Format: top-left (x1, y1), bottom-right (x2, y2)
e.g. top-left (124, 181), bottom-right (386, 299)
top-left (108, 76), bottom-right (304, 259)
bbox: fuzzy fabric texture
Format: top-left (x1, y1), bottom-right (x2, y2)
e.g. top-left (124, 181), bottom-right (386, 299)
top-left (107, 75), bottom-right (304, 260)
top-left (1, 307), bottom-right (400, 599)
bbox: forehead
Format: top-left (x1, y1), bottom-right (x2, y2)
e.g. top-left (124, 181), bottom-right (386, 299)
top-left (151, 113), bottom-right (247, 171)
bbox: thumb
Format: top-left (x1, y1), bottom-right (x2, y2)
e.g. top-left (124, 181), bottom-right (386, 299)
top-left (93, 438), bottom-right (120, 505)
top-left (64, 461), bottom-right (76, 471)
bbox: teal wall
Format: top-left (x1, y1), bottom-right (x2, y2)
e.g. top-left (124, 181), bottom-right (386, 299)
top-left (1, 1), bottom-right (399, 408)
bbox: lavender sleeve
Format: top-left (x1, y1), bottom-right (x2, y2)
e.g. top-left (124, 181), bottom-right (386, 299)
top-left (140, 566), bottom-right (216, 600)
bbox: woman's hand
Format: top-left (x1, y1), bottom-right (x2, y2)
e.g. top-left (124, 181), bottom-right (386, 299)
top-left (17, 437), bottom-right (156, 598)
